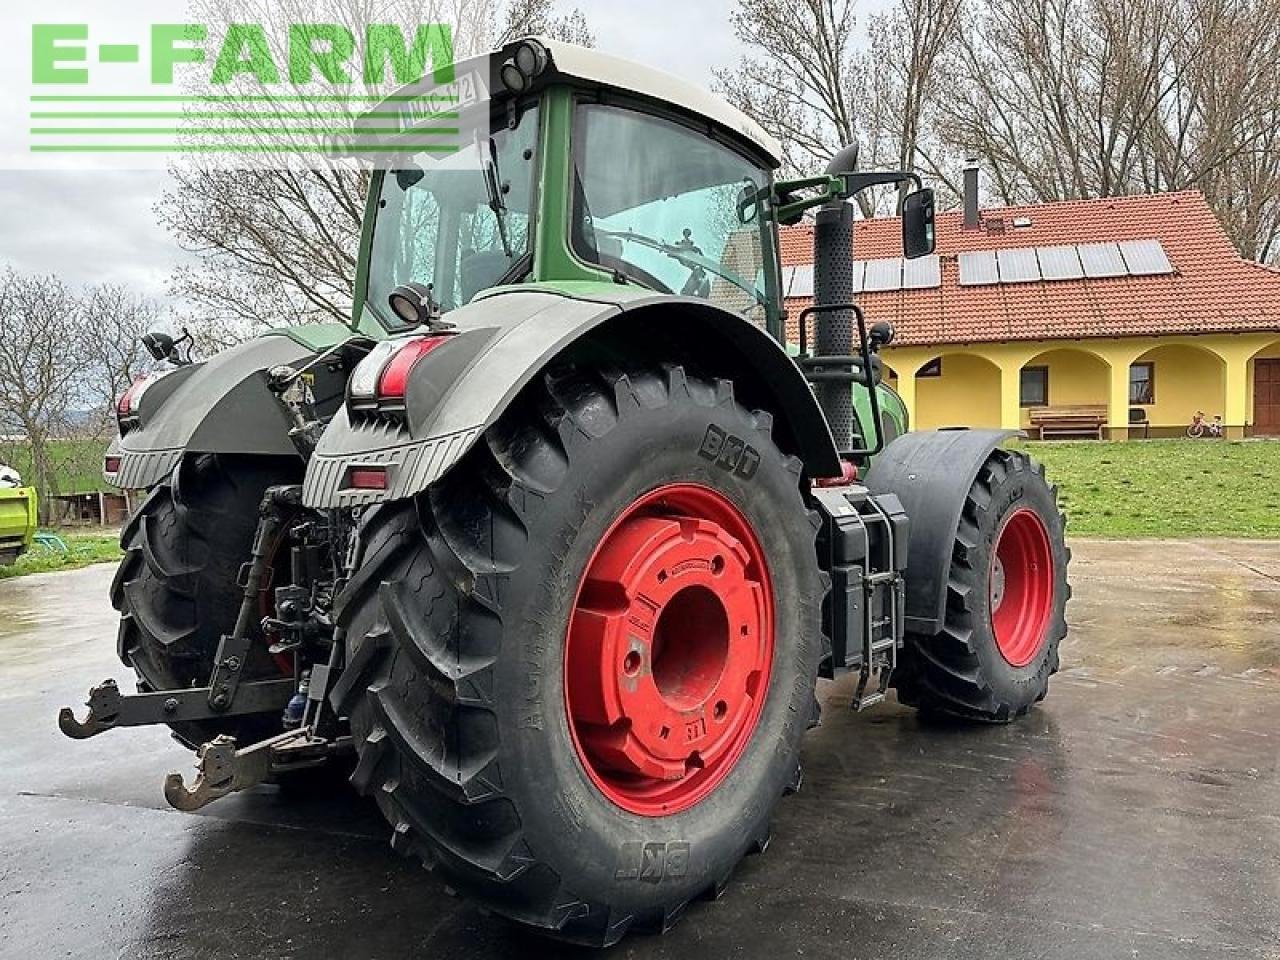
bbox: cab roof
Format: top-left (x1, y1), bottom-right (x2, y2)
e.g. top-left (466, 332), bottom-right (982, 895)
top-left (368, 38), bottom-right (783, 169)
top-left (531, 38), bottom-right (784, 168)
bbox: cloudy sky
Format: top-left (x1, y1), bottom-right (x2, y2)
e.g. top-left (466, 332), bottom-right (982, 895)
top-left (0, 1), bottom-right (753, 302)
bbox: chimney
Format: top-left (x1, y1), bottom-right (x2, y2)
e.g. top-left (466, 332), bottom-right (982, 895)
top-left (963, 158), bottom-right (980, 229)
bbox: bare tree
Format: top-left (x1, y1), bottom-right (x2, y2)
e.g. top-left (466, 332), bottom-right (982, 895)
top-left (861, 0), bottom-right (964, 208)
top-left (714, 1), bottom-right (863, 185)
top-left (0, 270), bottom-right (81, 518)
top-left (78, 285), bottom-right (163, 437)
top-left (158, 0), bottom-right (595, 341)
top-left (499, 0), bottom-right (595, 45)
top-left (936, 0), bottom-right (1280, 259)
top-left (715, 0), bottom-right (960, 214)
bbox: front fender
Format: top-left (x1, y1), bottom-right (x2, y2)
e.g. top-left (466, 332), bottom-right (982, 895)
top-left (106, 335), bottom-right (327, 490)
top-left (303, 287), bottom-right (840, 509)
top-left (863, 428), bottom-right (1023, 635)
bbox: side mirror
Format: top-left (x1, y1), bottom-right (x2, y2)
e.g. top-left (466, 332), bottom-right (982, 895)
top-left (902, 188), bottom-right (936, 259)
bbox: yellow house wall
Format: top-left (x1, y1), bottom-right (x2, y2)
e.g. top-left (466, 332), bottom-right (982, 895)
top-left (1132, 344), bottom-right (1224, 427)
top-left (1018, 350), bottom-right (1109, 429)
top-left (883, 333), bottom-right (1280, 438)
top-left (911, 354), bottom-right (1001, 430)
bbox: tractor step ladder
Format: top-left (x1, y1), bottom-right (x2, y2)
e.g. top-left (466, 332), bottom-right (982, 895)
top-left (852, 534), bottom-right (902, 711)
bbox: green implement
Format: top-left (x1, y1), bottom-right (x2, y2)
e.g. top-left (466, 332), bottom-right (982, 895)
top-left (0, 484), bottom-right (38, 566)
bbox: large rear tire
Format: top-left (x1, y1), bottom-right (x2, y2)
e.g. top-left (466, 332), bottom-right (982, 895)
top-left (337, 363), bottom-right (824, 946)
top-left (892, 450), bottom-right (1069, 721)
top-left (111, 454), bottom-right (299, 748)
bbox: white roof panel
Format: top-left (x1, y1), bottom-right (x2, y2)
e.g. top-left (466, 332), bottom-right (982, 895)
top-left (785, 264), bottom-right (814, 298)
top-left (850, 260), bottom-right (865, 294)
top-left (863, 258), bottom-right (904, 292)
top-left (1119, 239), bottom-right (1174, 276)
top-left (958, 250), bottom-right (999, 286)
top-left (1037, 245), bottom-right (1084, 280)
top-left (903, 255), bottom-right (942, 289)
top-left (1079, 242), bottom-right (1127, 278)
top-left (997, 247), bottom-right (1041, 283)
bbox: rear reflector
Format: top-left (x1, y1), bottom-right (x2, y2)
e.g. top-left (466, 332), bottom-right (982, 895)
top-left (104, 456), bottom-right (122, 474)
top-left (346, 467), bottom-right (388, 491)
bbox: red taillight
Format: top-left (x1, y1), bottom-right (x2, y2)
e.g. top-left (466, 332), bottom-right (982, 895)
top-left (347, 467), bottom-right (388, 490)
top-left (117, 382), bottom-right (140, 416)
top-left (116, 372), bottom-right (166, 421)
top-left (348, 335), bottom-right (453, 408)
top-left (376, 337), bottom-right (450, 401)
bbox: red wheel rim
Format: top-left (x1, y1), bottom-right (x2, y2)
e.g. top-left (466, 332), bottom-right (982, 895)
top-left (564, 484), bottom-right (775, 817)
top-left (990, 508), bottom-right (1055, 668)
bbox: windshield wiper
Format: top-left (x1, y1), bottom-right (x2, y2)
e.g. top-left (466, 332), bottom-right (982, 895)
top-left (597, 228), bottom-right (766, 306)
top-left (481, 137), bottom-right (514, 260)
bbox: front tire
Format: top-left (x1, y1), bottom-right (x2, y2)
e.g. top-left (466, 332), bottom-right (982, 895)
top-left (338, 363), bottom-right (824, 945)
top-left (892, 450), bottom-right (1069, 721)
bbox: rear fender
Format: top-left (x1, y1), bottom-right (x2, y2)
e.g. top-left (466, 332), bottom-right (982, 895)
top-left (106, 333), bottom-right (349, 491)
top-left (303, 288), bottom-right (841, 509)
top-left (863, 429), bottom-right (1022, 635)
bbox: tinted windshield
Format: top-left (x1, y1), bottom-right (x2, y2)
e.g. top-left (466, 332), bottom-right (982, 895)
top-left (367, 104), bottom-right (539, 324)
top-left (571, 103), bottom-right (773, 324)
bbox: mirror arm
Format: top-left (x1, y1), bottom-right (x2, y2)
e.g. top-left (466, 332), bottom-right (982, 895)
top-left (763, 171), bottom-right (923, 225)
top-left (837, 170), bottom-right (921, 195)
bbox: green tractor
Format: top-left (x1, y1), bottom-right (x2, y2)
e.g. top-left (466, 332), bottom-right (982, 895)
top-left (61, 38), bottom-right (1069, 946)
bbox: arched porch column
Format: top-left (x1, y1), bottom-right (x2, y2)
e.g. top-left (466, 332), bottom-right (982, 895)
top-left (1093, 344), bottom-right (1144, 440)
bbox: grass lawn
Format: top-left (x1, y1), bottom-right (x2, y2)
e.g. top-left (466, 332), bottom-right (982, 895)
top-left (1018, 439), bottom-right (1280, 538)
top-left (0, 531), bottom-right (121, 581)
top-left (0, 438), bottom-right (110, 494)
top-left (0, 439), bottom-right (1275, 587)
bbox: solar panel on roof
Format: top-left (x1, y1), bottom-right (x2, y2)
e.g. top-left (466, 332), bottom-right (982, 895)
top-left (958, 250), bottom-right (999, 285)
top-left (1078, 243), bottom-right (1127, 278)
top-left (1037, 245), bottom-right (1084, 280)
top-left (1119, 239), bottom-right (1174, 276)
top-left (863, 257), bottom-right (903, 291)
top-left (903, 255), bottom-right (941, 289)
top-left (850, 260), bottom-right (865, 293)
top-left (997, 248), bottom-right (1040, 283)
top-left (787, 264), bottom-right (814, 297)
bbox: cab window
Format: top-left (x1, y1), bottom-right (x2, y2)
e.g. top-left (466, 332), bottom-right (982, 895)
top-left (571, 103), bottom-right (773, 325)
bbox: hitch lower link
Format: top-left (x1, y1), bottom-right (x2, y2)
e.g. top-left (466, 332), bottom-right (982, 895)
top-left (57, 485), bottom-right (344, 811)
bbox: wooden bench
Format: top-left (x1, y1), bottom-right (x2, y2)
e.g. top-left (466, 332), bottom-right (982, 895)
top-left (1028, 405), bottom-right (1108, 440)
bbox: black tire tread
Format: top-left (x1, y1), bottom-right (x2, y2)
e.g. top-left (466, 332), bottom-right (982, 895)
top-left (893, 449), bottom-right (1070, 722)
top-left (110, 455), bottom-right (296, 747)
top-left (339, 363), bottom-right (818, 946)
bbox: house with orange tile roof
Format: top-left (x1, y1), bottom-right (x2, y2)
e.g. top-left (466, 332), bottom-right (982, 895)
top-left (780, 185), bottom-right (1280, 439)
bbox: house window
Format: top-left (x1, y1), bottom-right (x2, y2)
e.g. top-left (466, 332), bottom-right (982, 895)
top-left (918, 358), bottom-right (943, 378)
top-left (1020, 366), bottom-right (1049, 407)
top-left (1130, 363), bottom-right (1155, 405)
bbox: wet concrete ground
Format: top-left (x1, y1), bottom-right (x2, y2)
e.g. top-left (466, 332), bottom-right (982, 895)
top-left (1, 539), bottom-right (1278, 960)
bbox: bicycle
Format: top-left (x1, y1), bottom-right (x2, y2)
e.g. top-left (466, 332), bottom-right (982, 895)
top-left (1187, 411), bottom-right (1224, 438)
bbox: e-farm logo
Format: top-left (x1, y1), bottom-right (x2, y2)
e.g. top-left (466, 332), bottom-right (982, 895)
top-left (28, 22), bottom-right (465, 157)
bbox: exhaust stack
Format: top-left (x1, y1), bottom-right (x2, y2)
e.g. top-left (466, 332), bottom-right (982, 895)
top-left (963, 159), bottom-right (980, 229)
top-left (812, 146), bottom-right (860, 452)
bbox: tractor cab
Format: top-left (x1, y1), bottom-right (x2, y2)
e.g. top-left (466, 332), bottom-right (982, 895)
top-left (355, 38), bottom-right (786, 336)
